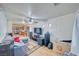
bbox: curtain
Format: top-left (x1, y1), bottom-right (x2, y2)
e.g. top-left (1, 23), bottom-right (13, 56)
top-left (71, 11), bottom-right (79, 55)
top-left (0, 9), bottom-right (7, 43)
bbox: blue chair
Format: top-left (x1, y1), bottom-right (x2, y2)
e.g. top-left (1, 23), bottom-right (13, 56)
top-left (44, 32), bottom-right (50, 46)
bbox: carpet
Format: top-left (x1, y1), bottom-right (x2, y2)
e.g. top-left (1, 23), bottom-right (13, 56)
top-left (27, 40), bottom-right (40, 55)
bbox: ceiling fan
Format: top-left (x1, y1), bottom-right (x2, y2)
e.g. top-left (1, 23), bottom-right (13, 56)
top-left (24, 16), bottom-right (39, 24)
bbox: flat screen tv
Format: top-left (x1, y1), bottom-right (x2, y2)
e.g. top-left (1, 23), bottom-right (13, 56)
top-left (34, 28), bottom-right (42, 35)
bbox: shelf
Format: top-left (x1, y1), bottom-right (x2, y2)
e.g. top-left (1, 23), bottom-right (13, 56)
top-left (12, 23), bottom-right (29, 36)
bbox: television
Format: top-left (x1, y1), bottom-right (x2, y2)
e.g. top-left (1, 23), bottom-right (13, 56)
top-left (34, 28), bottom-right (42, 35)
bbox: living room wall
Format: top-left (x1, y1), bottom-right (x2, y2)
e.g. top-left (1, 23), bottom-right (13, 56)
top-left (44, 13), bottom-right (75, 42)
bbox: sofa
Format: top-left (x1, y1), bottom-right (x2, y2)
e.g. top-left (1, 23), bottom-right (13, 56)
top-left (0, 35), bottom-right (28, 56)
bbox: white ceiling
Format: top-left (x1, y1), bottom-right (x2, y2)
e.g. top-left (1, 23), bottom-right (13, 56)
top-left (1, 3), bottom-right (79, 21)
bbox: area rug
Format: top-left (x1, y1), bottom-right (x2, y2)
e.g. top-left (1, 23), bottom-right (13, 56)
top-left (27, 40), bottom-right (40, 55)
